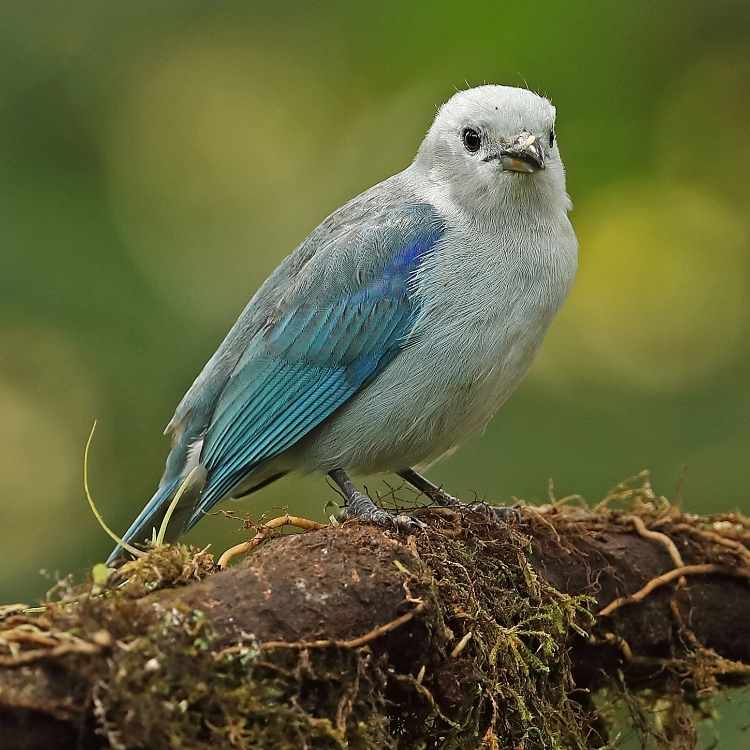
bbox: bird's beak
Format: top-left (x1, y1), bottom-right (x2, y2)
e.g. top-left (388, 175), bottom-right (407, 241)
top-left (499, 131), bottom-right (545, 173)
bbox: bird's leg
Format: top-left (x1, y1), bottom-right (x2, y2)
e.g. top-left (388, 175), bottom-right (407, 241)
top-left (329, 468), bottom-right (426, 533)
top-left (398, 467), bottom-right (521, 524)
top-left (397, 468), bottom-right (460, 506)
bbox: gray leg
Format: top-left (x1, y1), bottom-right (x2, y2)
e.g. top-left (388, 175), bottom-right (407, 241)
top-left (329, 468), bottom-right (426, 532)
top-left (397, 468), bottom-right (460, 506)
top-left (398, 467), bottom-right (521, 524)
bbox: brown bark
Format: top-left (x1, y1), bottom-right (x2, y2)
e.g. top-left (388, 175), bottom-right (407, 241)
top-left (1, 495), bottom-right (749, 749)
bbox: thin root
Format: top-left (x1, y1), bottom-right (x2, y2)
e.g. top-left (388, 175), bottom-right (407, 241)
top-left (598, 563), bottom-right (750, 617)
top-left (260, 601), bottom-right (427, 650)
top-left (0, 627), bottom-right (112, 669)
top-left (218, 515), bottom-right (327, 569)
top-left (450, 630), bottom-right (473, 658)
top-left (624, 514), bottom-right (685, 568)
top-left (625, 514), bottom-right (687, 591)
top-left (394, 670), bottom-right (461, 728)
top-left (589, 631), bottom-right (633, 661)
top-left (670, 523), bottom-right (750, 565)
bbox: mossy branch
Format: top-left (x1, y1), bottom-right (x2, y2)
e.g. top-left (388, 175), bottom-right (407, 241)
top-left (1, 478), bottom-right (749, 750)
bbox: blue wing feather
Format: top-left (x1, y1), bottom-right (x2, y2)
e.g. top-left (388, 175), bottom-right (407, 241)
top-left (185, 222), bottom-right (442, 530)
top-left (108, 196), bottom-right (445, 557)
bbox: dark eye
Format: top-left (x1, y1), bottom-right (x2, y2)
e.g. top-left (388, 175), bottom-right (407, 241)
top-left (549, 129), bottom-right (555, 148)
top-left (461, 127), bottom-right (481, 153)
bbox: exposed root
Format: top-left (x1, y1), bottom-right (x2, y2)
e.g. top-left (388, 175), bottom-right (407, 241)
top-left (597, 631), bottom-right (634, 661)
top-left (450, 630), bottom-right (473, 657)
top-left (393, 672), bottom-right (461, 728)
top-left (625, 513), bottom-right (689, 600)
top-left (670, 522), bottom-right (750, 565)
top-left (0, 623), bottom-right (112, 668)
top-left (261, 600), bottom-right (427, 651)
top-left (625, 514), bottom-right (685, 567)
top-left (217, 514), bottom-right (327, 569)
top-left (598, 563), bottom-right (750, 617)
top-left (2, 473), bottom-right (749, 750)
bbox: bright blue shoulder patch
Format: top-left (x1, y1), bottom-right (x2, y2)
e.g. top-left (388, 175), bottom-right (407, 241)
top-left (187, 206), bottom-right (444, 528)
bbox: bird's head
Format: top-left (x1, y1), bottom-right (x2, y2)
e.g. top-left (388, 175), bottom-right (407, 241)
top-left (414, 85), bottom-right (570, 217)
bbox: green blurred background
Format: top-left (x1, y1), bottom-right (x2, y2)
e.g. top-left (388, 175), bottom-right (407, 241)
top-left (1, 1), bottom-right (749, 739)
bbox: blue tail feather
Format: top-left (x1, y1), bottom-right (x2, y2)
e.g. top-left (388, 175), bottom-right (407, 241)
top-left (105, 477), bottom-right (181, 565)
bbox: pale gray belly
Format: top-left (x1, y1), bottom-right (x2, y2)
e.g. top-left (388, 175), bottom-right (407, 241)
top-left (289, 234), bottom-right (575, 474)
top-left (290, 308), bottom-right (550, 474)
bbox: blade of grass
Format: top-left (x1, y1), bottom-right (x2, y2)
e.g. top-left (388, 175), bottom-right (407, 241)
top-left (155, 465), bottom-right (201, 546)
top-left (84, 420), bottom-right (144, 559)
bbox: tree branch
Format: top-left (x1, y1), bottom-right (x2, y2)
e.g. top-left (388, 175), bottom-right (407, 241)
top-left (2, 481), bottom-right (749, 749)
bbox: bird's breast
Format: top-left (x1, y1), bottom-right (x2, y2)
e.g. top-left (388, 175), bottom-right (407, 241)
top-left (411, 219), bottom-right (576, 385)
top-left (294, 211), bottom-right (577, 474)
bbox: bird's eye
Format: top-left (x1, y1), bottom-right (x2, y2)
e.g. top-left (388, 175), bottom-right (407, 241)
top-left (461, 127), bottom-right (481, 153)
top-left (549, 129), bottom-right (555, 148)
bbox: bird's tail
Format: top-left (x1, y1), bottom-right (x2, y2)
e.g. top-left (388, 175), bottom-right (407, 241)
top-left (105, 471), bottom-right (203, 566)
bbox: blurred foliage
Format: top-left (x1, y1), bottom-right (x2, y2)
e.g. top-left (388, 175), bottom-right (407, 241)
top-left (1, 3), bottom-right (749, 739)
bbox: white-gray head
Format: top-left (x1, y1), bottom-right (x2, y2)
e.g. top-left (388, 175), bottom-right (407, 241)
top-left (414, 85), bottom-right (570, 218)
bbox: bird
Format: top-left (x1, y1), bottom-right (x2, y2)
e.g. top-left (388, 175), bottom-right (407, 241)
top-left (107, 84), bottom-right (578, 564)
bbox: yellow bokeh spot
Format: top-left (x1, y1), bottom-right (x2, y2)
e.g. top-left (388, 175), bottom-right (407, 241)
top-left (104, 30), bottom-right (440, 329)
top-left (0, 326), bottom-right (102, 581)
top-left (105, 33), bottom-right (330, 326)
top-left (656, 53), bottom-right (750, 207)
top-left (535, 181), bottom-right (749, 391)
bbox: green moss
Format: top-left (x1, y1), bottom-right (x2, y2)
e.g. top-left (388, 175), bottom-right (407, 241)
top-left (0, 529), bottom-right (596, 749)
top-left (94, 604), bottom-right (394, 750)
top-left (401, 509), bottom-right (595, 749)
top-left (3, 475), bottom-right (748, 749)
top-left (107, 543), bottom-right (215, 598)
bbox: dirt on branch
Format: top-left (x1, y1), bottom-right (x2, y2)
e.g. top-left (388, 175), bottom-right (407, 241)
top-left (1, 477), bottom-right (749, 750)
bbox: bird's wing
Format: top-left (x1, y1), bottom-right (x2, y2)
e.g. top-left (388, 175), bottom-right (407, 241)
top-left (181, 196), bottom-right (445, 530)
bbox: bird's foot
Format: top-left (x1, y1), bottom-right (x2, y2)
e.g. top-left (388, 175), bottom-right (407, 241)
top-left (465, 502), bottom-right (523, 525)
top-left (395, 468), bottom-right (522, 526)
top-left (340, 491), bottom-right (427, 533)
top-left (423, 487), bottom-right (462, 506)
top-left (428, 494), bottom-right (522, 525)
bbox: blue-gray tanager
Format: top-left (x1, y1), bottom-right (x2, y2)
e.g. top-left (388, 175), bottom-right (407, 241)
top-left (107, 85), bottom-right (578, 563)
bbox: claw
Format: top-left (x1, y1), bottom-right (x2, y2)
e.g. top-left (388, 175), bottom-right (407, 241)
top-left (468, 503), bottom-right (523, 525)
top-left (429, 490), bottom-right (462, 506)
top-left (392, 513), bottom-right (427, 532)
top-left (491, 506), bottom-right (523, 524)
top-left (341, 492), bottom-right (426, 533)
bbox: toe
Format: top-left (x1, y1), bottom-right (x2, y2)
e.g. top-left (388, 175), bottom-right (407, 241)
top-left (393, 513), bottom-right (427, 532)
top-left (340, 490), bottom-right (427, 533)
top-left (426, 490), bottom-right (461, 507)
top-left (468, 503), bottom-right (522, 525)
top-left (370, 508), bottom-right (394, 527)
top-left (491, 506), bottom-right (522, 524)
